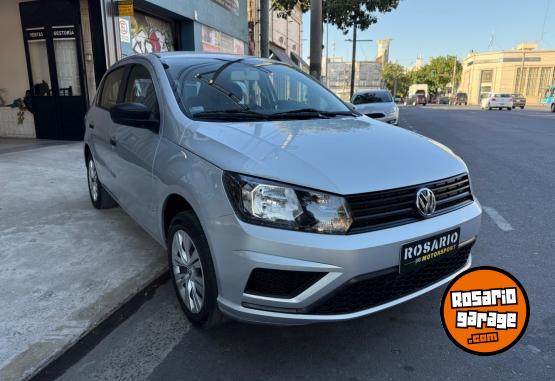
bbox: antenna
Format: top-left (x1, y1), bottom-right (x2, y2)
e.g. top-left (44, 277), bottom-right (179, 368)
top-left (539, 0), bottom-right (550, 43)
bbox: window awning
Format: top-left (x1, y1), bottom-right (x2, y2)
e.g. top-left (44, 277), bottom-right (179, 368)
top-left (269, 43), bottom-right (296, 66)
top-left (290, 51), bottom-right (309, 72)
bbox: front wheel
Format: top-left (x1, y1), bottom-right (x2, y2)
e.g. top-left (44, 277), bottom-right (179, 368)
top-left (168, 211), bottom-right (223, 329)
top-left (87, 157), bottom-right (117, 209)
top-left (551, 104), bottom-right (555, 112)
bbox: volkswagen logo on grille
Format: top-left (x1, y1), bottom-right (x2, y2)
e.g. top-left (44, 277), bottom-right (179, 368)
top-left (416, 188), bottom-right (436, 217)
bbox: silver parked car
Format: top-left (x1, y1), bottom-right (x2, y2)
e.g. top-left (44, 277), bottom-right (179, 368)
top-left (84, 53), bottom-right (481, 327)
top-left (351, 89), bottom-right (399, 124)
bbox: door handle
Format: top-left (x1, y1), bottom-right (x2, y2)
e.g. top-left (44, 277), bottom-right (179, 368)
top-left (88, 123), bottom-right (94, 129)
top-left (110, 137), bottom-right (117, 147)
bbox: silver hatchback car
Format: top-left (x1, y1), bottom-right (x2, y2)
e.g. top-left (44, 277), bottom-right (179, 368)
top-left (84, 52), bottom-right (481, 327)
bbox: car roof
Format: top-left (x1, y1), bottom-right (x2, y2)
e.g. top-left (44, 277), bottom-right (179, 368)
top-left (354, 89), bottom-right (390, 95)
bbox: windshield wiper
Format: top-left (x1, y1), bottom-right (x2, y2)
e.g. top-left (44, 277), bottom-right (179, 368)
top-left (268, 108), bottom-right (357, 119)
top-left (192, 109), bottom-right (268, 121)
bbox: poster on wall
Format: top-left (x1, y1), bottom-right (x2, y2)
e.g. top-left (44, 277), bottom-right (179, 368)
top-left (201, 25), bottom-right (245, 55)
top-left (132, 12), bottom-right (174, 54)
top-left (211, 0), bottom-right (239, 16)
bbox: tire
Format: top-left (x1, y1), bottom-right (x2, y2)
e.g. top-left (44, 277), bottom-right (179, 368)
top-left (506, 107), bottom-right (511, 111)
top-left (168, 211), bottom-right (224, 329)
top-left (551, 104), bottom-right (555, 113)
top-left (86, 156), bottom-right (117, 209)
top-left (520, 106), bottom-right (524, 109)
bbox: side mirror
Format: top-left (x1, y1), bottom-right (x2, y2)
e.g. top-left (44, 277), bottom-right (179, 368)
top-left (110, 103), bottom-right (158, 130)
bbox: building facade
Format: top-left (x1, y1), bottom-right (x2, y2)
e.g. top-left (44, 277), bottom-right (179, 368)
top-left (247, 0), bottom-right (306, 70)
top-left (460, 43), bottom-right (555, 105)
top-left (326, 58), bottom-right (382, 100)
top-left (0, 0), bottom-right (248, 140)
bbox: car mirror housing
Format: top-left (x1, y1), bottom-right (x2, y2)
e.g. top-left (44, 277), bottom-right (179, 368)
top-left (110, 103), bottom-right (159, 131)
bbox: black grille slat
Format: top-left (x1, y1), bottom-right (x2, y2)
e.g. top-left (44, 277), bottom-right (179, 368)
top-left (435, 185), bottom-right (471, 199)
top-left (436, 191), bottom-right (472, 206)
top-left (346, 174), bottom-right (473, 234)
top-left (352, 207), bottom-right (415, 222)
top-left (310, 243), bottom-right (473, 315)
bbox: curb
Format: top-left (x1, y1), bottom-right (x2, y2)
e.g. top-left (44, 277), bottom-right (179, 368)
top-left (30, 271), bottom-right (169, 381)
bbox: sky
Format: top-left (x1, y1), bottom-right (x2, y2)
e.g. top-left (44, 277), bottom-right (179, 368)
top-left (301, 0), bottom-right (555, 67)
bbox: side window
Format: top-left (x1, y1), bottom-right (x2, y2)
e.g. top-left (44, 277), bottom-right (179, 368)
top-left (99, 68), bottom-right (125, 109)
top-left (124, 65), bottom-right (159, 119)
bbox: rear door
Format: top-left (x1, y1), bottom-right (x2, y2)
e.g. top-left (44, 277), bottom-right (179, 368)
top-left (112, 63), bottom-right (162, 234)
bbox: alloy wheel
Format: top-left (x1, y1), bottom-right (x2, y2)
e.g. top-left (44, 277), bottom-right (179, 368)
top-left (88, 160), bottom-right (99, 202)
top-left (172, 230), bottom-right (205, 313)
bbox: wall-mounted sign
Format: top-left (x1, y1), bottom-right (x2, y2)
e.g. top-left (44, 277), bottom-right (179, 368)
top-left (117, 0), bottom-right (134, 17)
top-left (201, 25), bottom-right (245, 55)
top-left (26, 28), bottom-right (45, 41)
top-left (52, 26), bottom-right (76, 39)
top-left (211, 0), bottom-right (239, 16)
top-left (119, 18), bottom-right (130, 43)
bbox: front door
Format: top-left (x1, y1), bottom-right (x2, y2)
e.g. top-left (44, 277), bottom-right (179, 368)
top-left (20, 0), bottom-right (87, 140)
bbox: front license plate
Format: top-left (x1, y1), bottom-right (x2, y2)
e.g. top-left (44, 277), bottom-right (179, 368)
top-left (399, 228), bottom-right (460, 274)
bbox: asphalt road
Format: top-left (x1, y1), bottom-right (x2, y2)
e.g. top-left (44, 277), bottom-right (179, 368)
top-left (54, 106), bottom-right (554, 381)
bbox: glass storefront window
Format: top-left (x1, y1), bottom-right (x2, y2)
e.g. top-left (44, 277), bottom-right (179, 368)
top-left (53, 36), bottom-right (81, 96)
top-left (27, 28), bottom-right (52, 96)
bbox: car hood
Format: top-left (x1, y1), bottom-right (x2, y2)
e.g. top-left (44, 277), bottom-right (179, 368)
top-left (182, 117), bottom-right (467, 195)
top-left (353, 102), bottom-right (395, 114)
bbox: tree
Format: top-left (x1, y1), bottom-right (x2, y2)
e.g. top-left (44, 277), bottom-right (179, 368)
top-left (425, 55), bottom-right (462, 95)
top-left (273, 0), bottom-right (400, 33)
top-left (406, 56), bottom-right (462, 95)
top-left (382, 62), bottom-right (409, 96)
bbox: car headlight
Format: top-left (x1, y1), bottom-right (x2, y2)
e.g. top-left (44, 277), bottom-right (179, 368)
top-left (388, 106), bottom-right (398, 115)
top-left (223, 172), bottom-right (352, 234)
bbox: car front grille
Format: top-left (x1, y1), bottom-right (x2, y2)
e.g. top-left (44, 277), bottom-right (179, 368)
top-left (310, 242), bottom-right (473, 315)
top-left (366, 113), bottom-right (386, 118)
top-left (346, 173), bottom-right (473, 234)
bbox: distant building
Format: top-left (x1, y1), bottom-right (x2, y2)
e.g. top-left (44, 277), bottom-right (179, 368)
top-left (376, 38), bottom-right (392, 65)
top-left (460, 43), bottom-right (555, 105)
top-left (326, 57), bottom-right (382, 100)
top-left (407, 55), bottom-right (424, 72)
top-left (247, 1), bottom-right (307, 70)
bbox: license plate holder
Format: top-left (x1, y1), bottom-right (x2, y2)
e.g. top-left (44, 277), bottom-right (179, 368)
top-left (399, 228), bottom-right (460, 274)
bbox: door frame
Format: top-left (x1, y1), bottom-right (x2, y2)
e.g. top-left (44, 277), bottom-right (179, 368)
top-left (20, 0), bottom-right (89, 140)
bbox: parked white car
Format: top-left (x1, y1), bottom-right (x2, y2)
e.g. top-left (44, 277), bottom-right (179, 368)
top-left (481, 93), bottom-right (514, 110)
top-left (351, 89), bottom-right (399, 125)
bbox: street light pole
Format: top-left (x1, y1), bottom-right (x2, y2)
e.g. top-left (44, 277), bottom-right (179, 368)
top-left (350, 23), bottom-right (357, 99)
top-left (346, 29), bottom-right (372, 100)
top-left (260, 0), bottom-right (269, 58)
top-left (309, 0), bottom-right (323, 80)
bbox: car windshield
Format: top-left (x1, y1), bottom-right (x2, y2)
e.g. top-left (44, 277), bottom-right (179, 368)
top-left (163, 57), bottom-right (353, 121)
top-left (352, 92), bottom-right (392, 105)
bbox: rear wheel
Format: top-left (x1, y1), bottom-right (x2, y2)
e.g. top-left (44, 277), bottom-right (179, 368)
top-left (551, 103), bottom-right (555, 112)
top-left (168, 211), bottom-right (224, 329)
top-left (520, 106), bottom-right (524, 109)
top-left (87, 156), bottom-right (117, 209)
top-left (506, 107), bottom-right (511, 111)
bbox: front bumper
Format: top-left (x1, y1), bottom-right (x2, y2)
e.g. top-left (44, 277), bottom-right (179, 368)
top-left (376, 113), bottom-right (398, 125)
top-left (208, 201), bottom-right (481, 325)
